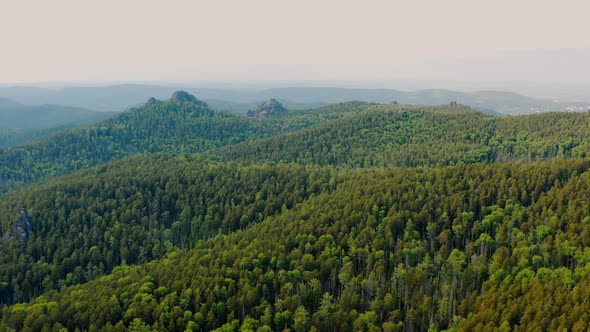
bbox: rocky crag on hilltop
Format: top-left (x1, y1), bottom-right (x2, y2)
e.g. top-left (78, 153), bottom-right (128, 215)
top-left (246, 99), bottom-right (287, 118)
top-left (144, 91), bottom-right (207, 107)
top-left (170, 91), bottom-right (207, 106)
top-left (145, 97), bottom-right (160, 106)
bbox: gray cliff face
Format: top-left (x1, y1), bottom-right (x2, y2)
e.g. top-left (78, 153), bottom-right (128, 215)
top-left (145, 97), bottom-right (160, 106)
top-left (5, 209), bottom-right (32, 242)
top-left (171, 91), bottom-right (197, 102)
top-left (246, 99), bottom-right (287, 118)
top-left (169, 91), bottom-right (208, 107)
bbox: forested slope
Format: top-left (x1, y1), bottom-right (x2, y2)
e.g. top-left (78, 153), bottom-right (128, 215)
top-left (0, 95), bottom-right (372, 195)
top-left (3, 98), bottom-right (590, 331)
top-left (3, 158), bottom-right (590, 331)
top-left (0, 155), bottom-right (337, 306)
top-left (215, 104), bottom-right (493, 167)
top-left (215, 106), bottom-right (590, 167)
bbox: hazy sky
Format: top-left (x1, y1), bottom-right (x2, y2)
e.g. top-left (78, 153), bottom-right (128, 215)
top-left (1, 0), bottom-right (589, 84)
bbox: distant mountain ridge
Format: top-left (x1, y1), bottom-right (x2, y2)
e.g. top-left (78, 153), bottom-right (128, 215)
top-left (0, 97), bottom-right (23, 108)
top-left (0, 100), bottom-right (115, 147)
top-left (0, 84), bottom-right (587, 114)
top-left (255, 87), bottom-right (588, 114)
top-left (0, 104), bottom-right (112, 130)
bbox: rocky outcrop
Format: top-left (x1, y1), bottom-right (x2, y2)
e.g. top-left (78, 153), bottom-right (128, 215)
top-left (4, 209), bottom-right (32, 242)
top-left (169, 91), bottom-right (208, 107)
top-left (171, 91), bottom-right (195, 102)
top-left (145, 97), bottom-right (160, 106)
top-left (246, 99), bottom-right (287, 118)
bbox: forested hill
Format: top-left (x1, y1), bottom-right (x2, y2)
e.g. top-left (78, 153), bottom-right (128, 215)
top-left (4, 96), bottom-right (590, 331)
top-left (214, 105), bottom-right (590, 167)
top-left (0, 92), bottom-right (246, 193)
top-left (0, 154), bottom-right (337, 307)
top-left (3, 158), bottom-right (590, 330)
top-left (0, 93), bottom-right (371, 195)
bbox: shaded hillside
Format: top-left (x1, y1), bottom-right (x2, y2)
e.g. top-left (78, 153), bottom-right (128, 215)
top-left (0, 104), bottom-right (112, 130)
top-left (0, 98), bottom-right (23, 109)
top-left (0, 104), bottom-right (114, 147)
top-left (3, 158), bottom-right (590, 330)
top-left (0, 155), bottom-right (337, 306)
top-left (215, 105), bottom-right (590, 167)
top-left (0, 125), bottom-right (99, 149)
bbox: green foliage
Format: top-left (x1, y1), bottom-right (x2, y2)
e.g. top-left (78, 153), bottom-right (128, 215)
top-left (3, 101), bottom-right (590, 331)
top-left (0, 100), bottom-right (369, 194)
top-left (0, 155), bottom-right (336, 305)
top-left (3, 158), bottom-right (590, 330)
top-left (216, 106), bottom-right (590, 167)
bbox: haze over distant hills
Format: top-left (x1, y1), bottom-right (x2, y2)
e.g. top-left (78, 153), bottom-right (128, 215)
top-left (3, 0), bottom-right (590, 330)
top-left (0, 98), bottom-right (114, 147)
top-left (0, 103), bottom-right (112, 130)
top-left (0, 83), bottom-right (587, 114)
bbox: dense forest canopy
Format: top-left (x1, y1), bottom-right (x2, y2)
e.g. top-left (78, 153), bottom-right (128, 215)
top-left (1, 93), bottom-right (590, 331)
top-left (2, 158), bottom-right (590, 331)
top-left (3, 94), bottom-right (589, 196)
top-left (0, 95), bottom-right (373, 194)
top-left (215, 105), bottom-right (590, 167)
